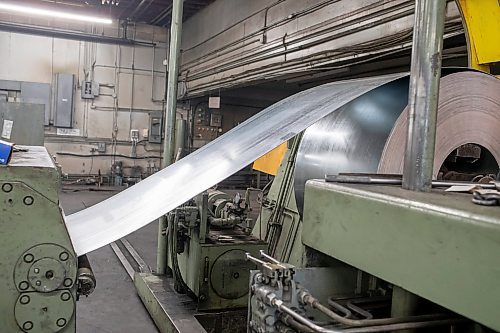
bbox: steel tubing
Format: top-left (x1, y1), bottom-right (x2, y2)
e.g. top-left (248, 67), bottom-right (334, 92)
top-left (157, 0), bottom-right (184, 275)
top-left (402, 0), bottom-right (447, 191)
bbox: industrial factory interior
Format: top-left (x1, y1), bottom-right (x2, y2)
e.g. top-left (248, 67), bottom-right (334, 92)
top-left (1, 0), bottom-right (500, 332)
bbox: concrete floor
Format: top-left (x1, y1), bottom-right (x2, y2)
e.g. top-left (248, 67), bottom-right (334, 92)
top-left (60, 186), bottom-right (261, 333)
top-left (60, 187), bottom-right (159, 333)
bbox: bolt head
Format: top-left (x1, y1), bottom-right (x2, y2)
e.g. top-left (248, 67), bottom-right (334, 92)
top-left (20, 295), bottom-right (30, 305)
top-left (56, 318), bottom-right (67, 328)
top-left (22, 321), bottom-right (33, 331)
top-left (61, 292), bottom-right (71, 301)
top-left (23, 254), bottom-right (34, 263)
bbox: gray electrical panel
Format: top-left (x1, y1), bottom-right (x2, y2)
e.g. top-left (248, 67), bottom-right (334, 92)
top-left (0, 80), bottom-right (52, 126)
top-left (0, 80), bottom-right (21, 91)
top-left (0, 101), bottom-right (45, 145)
top-left (149, 111), bottom-right (163, 143)
top-left (81, 80), bottom-right (99, 99)
top-left (20, 82), bottom-right (51, 126)
top-left (54, 73), bottom-right (75, 128)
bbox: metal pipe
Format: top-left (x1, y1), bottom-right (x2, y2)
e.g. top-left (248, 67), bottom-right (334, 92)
top-left (156, 0), bottom-right (184, 275)
top-left (260, 250), bottom-right (281, 264)
top-left (307, 295), bottom-right (446, 328)
top-left (402, 0), bottom-right (447, 192)
top-left (174, 118), bottom-right (187, 159)
top-left (0, 21), bottom-right (156, 47)
top-left (325, 174), bottom-right (497, 189)
top-left (327, 299), bottom-right (353, 318)
top-left (273, 298), bottom-right (463, 333)
top-left (162, 0), bottom-right (184, 168)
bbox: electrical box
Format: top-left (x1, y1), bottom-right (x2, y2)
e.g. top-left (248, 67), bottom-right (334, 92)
top-left (210, 112), bottom-right (222, 127)
top-left (81, 81), bottom-right (99, 99)
top-left (0, 101), bottom-right (45, 145)
top-left (0, 80), bottom-right (51, 126)
top-left (54, 73), bottom-right (75, 128)
top-left (148, 111), bottom-right (162, 143)
top-left (20, 82), bottom-right (51, 126)
top-left (193, 103), bottom-right (222, 148)
top-left (130, 129), bottom-right (139, 143)
top-left (97, 142), bottom-right (106, 153)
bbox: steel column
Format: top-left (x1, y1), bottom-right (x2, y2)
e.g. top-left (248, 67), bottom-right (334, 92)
top-left (174, 118), bottom-right (187, 159)
top-left (157, 0), bottom-right (184, 275)
top-left (402, 0), bottom-right (446, 192)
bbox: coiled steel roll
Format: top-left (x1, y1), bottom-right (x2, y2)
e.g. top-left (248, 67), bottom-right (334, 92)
top-left (294, 71), bottom-right (500, 213)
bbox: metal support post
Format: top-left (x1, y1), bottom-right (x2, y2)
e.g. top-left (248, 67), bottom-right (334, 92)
top-left (174, 118), bottom-right (187, 159)
top-left (156, 0), bottom-right (184, 275)
top-left (398, 1), bottom-right (446, 330)
top-left (199, 193), bottom-right (208, 244)
top-left (402, 0), bottom-right (447, 192)
top-left (391, 286), bottom-right (419, 333)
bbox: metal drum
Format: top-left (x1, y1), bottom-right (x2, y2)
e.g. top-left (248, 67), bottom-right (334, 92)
top-left (294, 77), bottom-right (410, 214)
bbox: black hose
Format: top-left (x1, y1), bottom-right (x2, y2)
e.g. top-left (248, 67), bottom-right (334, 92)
top-left (56, 152), bottom-right (161, 159)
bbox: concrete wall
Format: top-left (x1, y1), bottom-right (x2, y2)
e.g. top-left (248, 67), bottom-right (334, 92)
top-left (180, 0), bottom-right (463, 97)
top-left (0, 10), bottom-right (168, 177)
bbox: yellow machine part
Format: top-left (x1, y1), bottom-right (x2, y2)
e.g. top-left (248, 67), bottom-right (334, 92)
top-left (253, 143), bottom-right (287, 175)
top-left (456, 0), bottom-right (500, 72)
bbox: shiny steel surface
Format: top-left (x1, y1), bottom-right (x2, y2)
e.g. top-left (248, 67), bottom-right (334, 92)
top-left (66, 73), bottom-right (405, 255)
top-left (294, 77), bottom-right (410, 214)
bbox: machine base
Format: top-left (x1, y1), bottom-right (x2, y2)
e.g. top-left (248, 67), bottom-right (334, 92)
top-left (134, 272), bottom-right (248, 333)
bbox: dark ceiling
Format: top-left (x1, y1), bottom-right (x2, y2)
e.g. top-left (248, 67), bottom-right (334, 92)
top-left (26, 0), bottom-right (215, 27)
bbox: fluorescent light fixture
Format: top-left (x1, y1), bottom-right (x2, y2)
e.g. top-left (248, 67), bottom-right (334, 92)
top-left (0, 2), bottom-right (112, 24)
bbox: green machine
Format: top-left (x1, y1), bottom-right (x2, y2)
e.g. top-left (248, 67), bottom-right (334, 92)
top-left (166, 190), bottom-right (266, 311)
top-left (302, 180), bottom-right (500, 330)
top-left (246, 1), bottom-right (500, 332)
top-left (0, 146), bottom-right (95, 333)
top-left (135, 189), bottom-right (266, 333)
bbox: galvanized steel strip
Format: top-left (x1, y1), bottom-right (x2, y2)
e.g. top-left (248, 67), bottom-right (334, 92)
top-left (66, 73), bottom-right (405, 255)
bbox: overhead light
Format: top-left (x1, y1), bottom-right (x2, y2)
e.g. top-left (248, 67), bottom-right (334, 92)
top-left (0, 2), bottom-right (113, 24)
